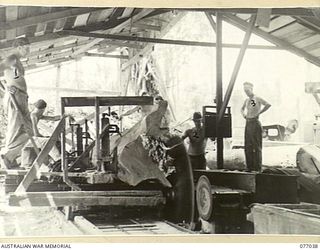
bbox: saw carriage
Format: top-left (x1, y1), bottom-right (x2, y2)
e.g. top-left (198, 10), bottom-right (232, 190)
top-left (1, 95), bottom-right (299, 233)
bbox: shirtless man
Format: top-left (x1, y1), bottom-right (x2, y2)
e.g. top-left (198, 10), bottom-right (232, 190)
top-left (21, 99), bottom-right (61, 168)
top-left (241, 82), bottom-right (271, 172)
top-left (0, 37), bottom-right (32, 169)
top-left (30, 99), bottom-right (60, 137)
top-left (182, 112), bottom-right (207, 170)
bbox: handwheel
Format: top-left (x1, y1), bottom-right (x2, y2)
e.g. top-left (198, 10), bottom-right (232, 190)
top-left (196, 175), bottom-right (213, 221)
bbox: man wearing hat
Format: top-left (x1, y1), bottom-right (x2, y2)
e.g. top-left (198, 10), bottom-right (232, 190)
top-left (241, 82), bottom-right (271, 172)
top-left (0, 37), bottom-right (32, 168)
top-left (182, 112), bottom-right (208, 170)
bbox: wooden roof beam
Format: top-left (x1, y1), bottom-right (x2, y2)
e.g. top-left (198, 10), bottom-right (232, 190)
top-left (25, 50), bottom-right (76, 65)
top-left (71, 9), bottom-right (154, 57)
top-left (63, 30), bottom-right (219, 47)
top-left (28, 86), bottom-right (120, 95)
top-left (0, 30), bottom-right (143, 54)
top-left (294, 16), bottom-right (320, 33)
top-left (0, 7), bottom-right (105, 31)
top-left (0, 32), bottom-right (67, 50)
top-left (27, 40), bottom-right (90, 58)
top-left (0, 9), bottom-right (154, 52)
top-left (97, 40), bottom-right (143, 49)
top-left (63, 30), bottom-right (282, 50)
top-left (174, 8), bottom-right (318, 17)
top-left (84, 52), bottom-right (128, 59)
top-left (131, 23), bottom-right (161, 31)
top-left (223, 13), bottom-right (320, 68)
top-left (23, 39), bottom-right (142, 60)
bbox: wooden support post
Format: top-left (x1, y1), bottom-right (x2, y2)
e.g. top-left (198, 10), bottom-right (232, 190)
top-left (61, 102), bottom-right (67, 183)
top-left (256, 8), bottom-right (271, 28)
top-left (95, 97), bottom-right (102, 171)
top-left (218, 14), bottom-right (257, 123)
top-left (216, 12), bottom-right (224, 169)
top-left (55, 64), bottom-right (61, 111)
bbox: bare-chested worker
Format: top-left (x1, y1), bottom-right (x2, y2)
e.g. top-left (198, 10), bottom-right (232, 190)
top-left (21, 99), bottom-right (61, 168)
top-left (182, 112), bottom-right (207, 170)
top-left (0, 37), bottom-right (32, 169)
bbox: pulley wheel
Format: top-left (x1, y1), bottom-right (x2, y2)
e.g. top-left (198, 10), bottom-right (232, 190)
top-left (196, 175), bottom-right (213, 221)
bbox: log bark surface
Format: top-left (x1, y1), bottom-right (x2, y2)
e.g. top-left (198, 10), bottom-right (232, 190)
top-left (111, 100), bottom-right (171, 187)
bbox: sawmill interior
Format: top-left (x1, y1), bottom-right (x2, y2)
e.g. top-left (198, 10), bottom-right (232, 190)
top-left (0, 6), bottom-right (320, 236)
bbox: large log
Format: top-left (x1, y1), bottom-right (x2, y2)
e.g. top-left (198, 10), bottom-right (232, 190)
top-left (110, 100), bottom-right (171, 187)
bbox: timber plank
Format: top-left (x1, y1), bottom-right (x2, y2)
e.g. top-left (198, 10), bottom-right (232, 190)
top-left (62, 96), bottom-right (153, 107)
top-left (272, 22), bottom-right (316, 44)
top-left (249, 203), bottom-right (320, 234)
top-left (11, 190), bottom-right (164, 197)
top-left (0, 169), bottom-right (89, 178)
top-left (9, 191), bottom-right (165, 207)
top-left (260, 16), bottom-right (295, 33)
top-left (294, 34), bottom-right (320, 49)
